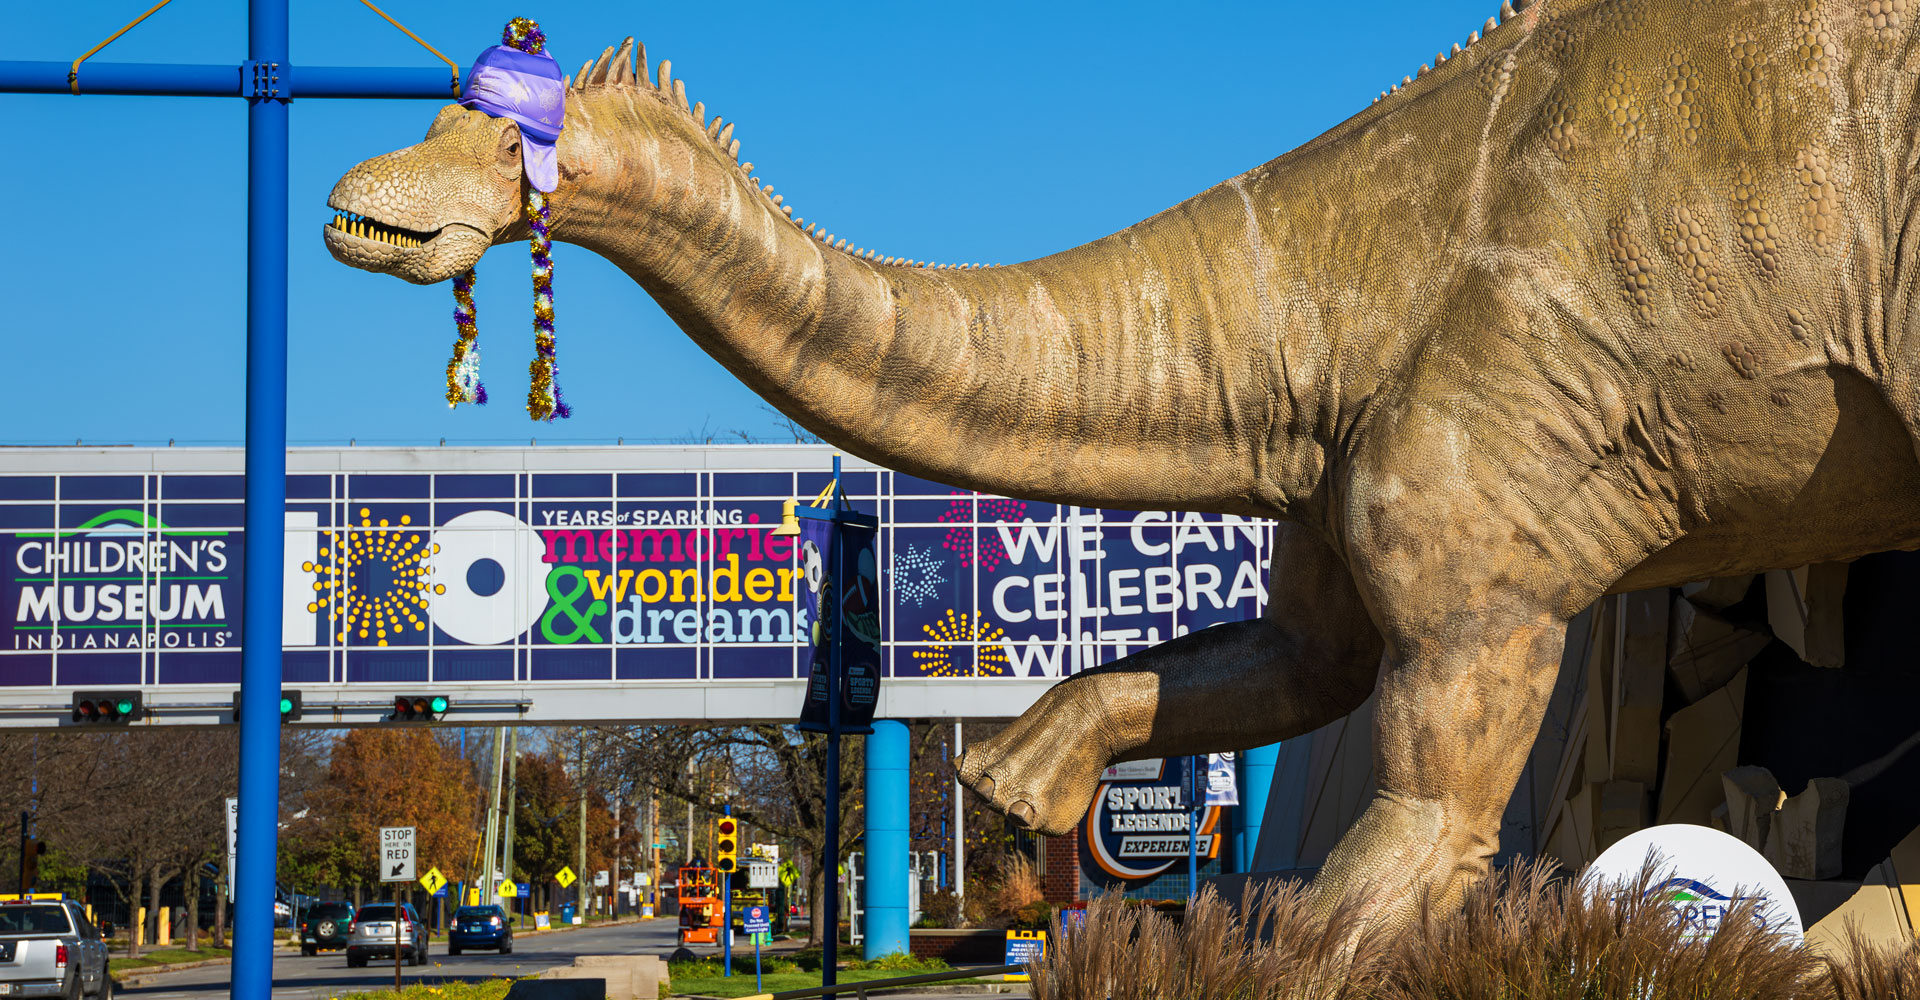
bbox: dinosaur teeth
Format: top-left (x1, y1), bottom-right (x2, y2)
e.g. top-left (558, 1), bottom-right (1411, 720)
top-left (1452, 43), bottom-right (1462, 55)
top-left (1499, 1), bottom-right (1514, 20)
top-left (1485, 16), bottom-right (1498, 31)
top-left (1468, 30), bottom-right (1480, 44)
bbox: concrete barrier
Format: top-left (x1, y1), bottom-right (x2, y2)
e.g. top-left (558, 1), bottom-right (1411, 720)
top-left (542, 954), bottom-right (669, 1000)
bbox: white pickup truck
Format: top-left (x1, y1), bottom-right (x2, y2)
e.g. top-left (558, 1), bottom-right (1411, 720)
top-left (0, 902), bottom-right (112, 1000)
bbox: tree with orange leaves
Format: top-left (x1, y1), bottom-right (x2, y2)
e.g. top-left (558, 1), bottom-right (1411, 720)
top-left (286, 729), bottom-right (480, 890)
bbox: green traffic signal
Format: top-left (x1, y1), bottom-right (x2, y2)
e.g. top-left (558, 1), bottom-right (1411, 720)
top-left (115, 699), bottom-right (134, 715)
top-left (429, 696), bottom-right (449, 713)
top-left (279, 696), bottom-right (293, 714)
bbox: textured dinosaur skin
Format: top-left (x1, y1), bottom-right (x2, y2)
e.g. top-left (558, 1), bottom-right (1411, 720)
top-left (328, 0), bottom-right (1920, 926)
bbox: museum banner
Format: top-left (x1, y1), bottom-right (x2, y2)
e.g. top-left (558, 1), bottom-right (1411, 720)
top-left (0, 449), bottom-right (1275, 690)
top-left (796, 514), bottom-right (881, 731)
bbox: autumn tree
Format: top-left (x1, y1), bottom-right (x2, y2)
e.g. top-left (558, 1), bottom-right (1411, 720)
top-left (501, 743), bottom-right (632, 910)
top-left (581, 724), bottom-right (862, 947)
top-left (286, 729), bottom-right (479, 896)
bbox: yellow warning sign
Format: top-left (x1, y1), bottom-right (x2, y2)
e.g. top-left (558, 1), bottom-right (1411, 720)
top-left (418, 868), bottom-right (447, 895)
top-left (498, 881), bottom-right (518, 898)
top-left (555, 866), bottom-right (577, 888)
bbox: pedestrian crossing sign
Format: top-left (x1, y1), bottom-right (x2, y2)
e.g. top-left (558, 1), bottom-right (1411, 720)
top-left (555, 866), bottom-right (577, 888)
top-left (419, 868), bottom-right (447, 895)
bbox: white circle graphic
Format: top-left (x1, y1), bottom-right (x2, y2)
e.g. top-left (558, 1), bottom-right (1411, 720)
top-left (429, 510), bottom-right (547, 645)
top-left (1584, 824), bottom-right (1804, 942)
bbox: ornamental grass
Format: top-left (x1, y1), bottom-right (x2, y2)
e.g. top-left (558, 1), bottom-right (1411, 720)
top-left (1027, 861), bottom-right (1920, 1000)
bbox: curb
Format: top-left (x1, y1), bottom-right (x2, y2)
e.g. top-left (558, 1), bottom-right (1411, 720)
top-left (114, 956), bottom-right (233, 984)
top-left (116, 918), bottom-right (657, 984)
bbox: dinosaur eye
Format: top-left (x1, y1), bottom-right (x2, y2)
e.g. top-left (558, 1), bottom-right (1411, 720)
top-left (508, 142), bottom-right (520, 156)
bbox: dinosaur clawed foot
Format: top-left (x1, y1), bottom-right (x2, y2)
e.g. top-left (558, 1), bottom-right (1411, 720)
top-left (956, 684), bottom-right (1115, 835)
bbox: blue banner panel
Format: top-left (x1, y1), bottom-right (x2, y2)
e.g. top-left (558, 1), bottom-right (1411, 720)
top-left (0, 453), bottom-right (1276, 690)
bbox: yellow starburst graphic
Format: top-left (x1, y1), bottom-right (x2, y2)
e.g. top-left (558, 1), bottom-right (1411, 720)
top-left (910, 609), bottom-right (1009, 677)
top-left (303, 508), bottom-right (443, 646)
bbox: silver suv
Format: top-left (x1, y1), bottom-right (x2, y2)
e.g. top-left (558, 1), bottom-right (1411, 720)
top-left (344, 903), bottom-right (427, 968)
top-left (0, 901), bottom-right (111, 1000)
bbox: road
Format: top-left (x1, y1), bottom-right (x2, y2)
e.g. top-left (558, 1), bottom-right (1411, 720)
top-left (122, 919), bottom-right (680, 1000)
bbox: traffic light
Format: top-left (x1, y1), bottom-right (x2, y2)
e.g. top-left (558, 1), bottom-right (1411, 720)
top-left (231, 690), bottom-right (302, 723)
top-left (70, 691), bottom-right (141, 725)
top-left (389, 694), bottom-right (450, 722)
top-left (21, 840), bottom-right (45, 892)
top-left (715, 817), bottom-right (738, 874)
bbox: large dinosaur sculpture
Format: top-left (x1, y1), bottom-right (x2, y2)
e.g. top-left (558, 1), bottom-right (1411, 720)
top-left (327, 0), bottom-right (1920, 926)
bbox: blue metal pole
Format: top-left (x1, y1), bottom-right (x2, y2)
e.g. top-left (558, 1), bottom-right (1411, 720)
top-left (232, 2), bottom-right (287, 999)
top-left (1234, 743), bottom-right (1279, 874)
top-left (722, 804), bottom-right (732, 976)
top-left (819, 453), bottom-right (844, 988)
top-left (862, 720), bottom-right (909, 960)
top-left (1187, 757), bottom-right (1198, 901)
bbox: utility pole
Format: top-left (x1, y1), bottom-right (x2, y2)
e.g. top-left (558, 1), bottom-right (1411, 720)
top-left (503, 729), bottom-right (519, 923)
top-left (577, 739), bottom-right (588, 918)
top-left (481, 728), bottom-right (505, 904)
top-left (952, 722), bottom-right (965, 920)
top-left (612, 787), bottom-right (621, 917)
top-left (648, 792), bottom-right (659, 912)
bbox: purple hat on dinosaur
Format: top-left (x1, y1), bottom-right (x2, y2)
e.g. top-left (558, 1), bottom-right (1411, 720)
top-left (460, 17), bottom-right (565, 193)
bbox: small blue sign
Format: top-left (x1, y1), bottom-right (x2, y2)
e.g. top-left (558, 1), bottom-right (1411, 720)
top-left (433, 883), bottom-right (448, 897)
top-left (516, 882), bottom-right (530, 898)
top-left (743, 904), bottom-right (771, 935)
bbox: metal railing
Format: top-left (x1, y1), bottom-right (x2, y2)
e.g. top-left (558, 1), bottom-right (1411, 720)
top-left (740, 963), bottom-right (1026, 1000)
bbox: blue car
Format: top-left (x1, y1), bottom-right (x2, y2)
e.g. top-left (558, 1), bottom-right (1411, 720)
top-left (447, 905), bottom-right (512, 955)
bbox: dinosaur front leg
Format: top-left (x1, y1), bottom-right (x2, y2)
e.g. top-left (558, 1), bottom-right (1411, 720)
top-left (1306, 608), bottom-right (1566, 927)
top-left (957, 523), bottom-right (1383, 834)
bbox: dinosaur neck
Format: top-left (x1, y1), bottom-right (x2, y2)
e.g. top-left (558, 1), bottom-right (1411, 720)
top-left (548, 87), bottom-right (1321, 514)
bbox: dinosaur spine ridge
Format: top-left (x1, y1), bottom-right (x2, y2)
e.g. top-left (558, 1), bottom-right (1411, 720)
top-left (568, 36), bottom-right (998, 272)
top-left (1372, 0), bottom-right (1535, 106)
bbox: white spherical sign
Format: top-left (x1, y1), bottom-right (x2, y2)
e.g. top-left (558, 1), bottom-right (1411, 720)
top-left (1583, 824), bottom-right (1804, 943)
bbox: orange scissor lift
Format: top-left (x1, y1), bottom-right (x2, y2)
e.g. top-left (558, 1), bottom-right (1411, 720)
top-left (676, 865), bottom-right (723, 946)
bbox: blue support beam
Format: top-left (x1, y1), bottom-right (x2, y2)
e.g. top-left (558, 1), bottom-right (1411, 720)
top-left (862, 720), bottom-right (909, 960)
top-left (231, 9), bottom-right (287, 1000)
top-left (0, 61), bottom-right (461, 99)
top-left (1233, 743), bottom-right (1281, 873)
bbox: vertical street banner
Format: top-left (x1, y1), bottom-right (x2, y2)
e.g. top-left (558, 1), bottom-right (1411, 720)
top-left (797, 515), bottom-right (881, 731)
top-left (1205, 752), bottom-right (1239, 807)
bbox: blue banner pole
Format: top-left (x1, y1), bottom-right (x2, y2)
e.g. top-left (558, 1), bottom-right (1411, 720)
top-left (233, 2), bottom-right (288, 1000)
top-left (1186, 757), bottom-right (1198, 901)
top-left (819, 454), bottom-right (844, 989)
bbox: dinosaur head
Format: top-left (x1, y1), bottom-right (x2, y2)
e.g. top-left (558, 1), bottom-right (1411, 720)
top-left (324, 105), bottom-right (534, 286)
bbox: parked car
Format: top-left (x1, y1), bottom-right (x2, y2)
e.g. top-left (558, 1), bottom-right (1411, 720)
top-left (298, 902), bottom-right (355, 956)
top-left (344, 903), bottom-right (427, 968)
top-left (446, 905), bottom-right (512, 955)
top-left (0, 901), bottom-right (112, 1000)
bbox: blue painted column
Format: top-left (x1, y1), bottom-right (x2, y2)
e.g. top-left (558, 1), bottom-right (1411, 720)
top-left (233, 2), bottom-right (287, 999)
top-left (862, 720), bottom-right (909, 959)
top-left (1233, 744), bottom-right (1280, 874)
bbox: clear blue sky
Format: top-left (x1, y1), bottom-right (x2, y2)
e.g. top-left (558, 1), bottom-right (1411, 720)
top-left (4, 1), bottom-right (1486, 447)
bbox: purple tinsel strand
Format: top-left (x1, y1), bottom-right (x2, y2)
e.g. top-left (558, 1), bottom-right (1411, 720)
top-left (475, 384), bottom-right (489, 405)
